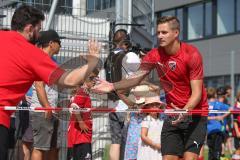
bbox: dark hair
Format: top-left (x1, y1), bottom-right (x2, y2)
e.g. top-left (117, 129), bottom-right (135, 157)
top-left (216, 87), bottom-right (226, 96)
top-left (225, 85), bottom-right (232, 90)
top-left (237, 91), bottom-right (240, 102)
top-left (11, 5), bottom-right (45, 31)
top-left (157, 16), bottom-right (180, 31)
top-left (0, 28), bottom-right (10, 31)
top-left (37, 43), bottom-right (49, 49)
top-left (113, 29), bottom-right (130, 44)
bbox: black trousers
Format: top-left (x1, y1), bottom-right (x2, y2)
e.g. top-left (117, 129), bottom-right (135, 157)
top-left (0, 125), bottom-right (9, 160)
top-left (73, 143), bottom-right (92, 160)
top-left (207, 132), bottom-right (224, 160)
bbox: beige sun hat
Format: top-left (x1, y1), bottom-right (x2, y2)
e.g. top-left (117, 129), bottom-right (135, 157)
top-left (142, 92), bottom-right (165, 109)
top-left (130, 85), bottom-right (150, 97)
top-left (128, 94), bottom-right (145, 104)
top-left (128, 85), bottom-right (151, 104)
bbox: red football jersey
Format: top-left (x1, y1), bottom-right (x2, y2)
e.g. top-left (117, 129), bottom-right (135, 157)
top-left (0, 31), bottom-right (64, 128)
top-left (141, 42), bottom-right (208, 115)
top-left (68, 88), bottom-right (92, 145)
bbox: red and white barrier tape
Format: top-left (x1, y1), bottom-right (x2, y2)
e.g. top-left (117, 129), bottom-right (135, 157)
top-left (0, 106), bottom-right (237, 114)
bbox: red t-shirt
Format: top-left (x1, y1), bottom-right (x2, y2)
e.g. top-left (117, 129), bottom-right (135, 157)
top-left (0, 31), bottom-right (64, 128)
top-left (141, 42), bottom-right (208, 115)
top-left (233, 103), bottom-right (240, 137)
top-left (68, 88), bottom-right (92, 145)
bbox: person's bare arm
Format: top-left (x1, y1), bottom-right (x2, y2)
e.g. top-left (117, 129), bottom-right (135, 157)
top-left (116, 90), bottom-right (135, 107)
top-left (234, 121), bottom-right (240, 138)
top-left (141, 127), bottom-right (161, 150)
top-left (74, 111), bottom-right (89, 133)
top-left (208, 113), bottom-right (229, 121)
top-left (183, 79), bottom-right (203, 110)
top-left (57, 39), bottom-right (100, 87)
top-left (34, 81), bottom-right (52, 119)
top-left (140, 81), bottom-right (160, 93)
top-left (171, 79), bottom-right (203, 125)
top-left (92, 70), bottom-right (149, 94)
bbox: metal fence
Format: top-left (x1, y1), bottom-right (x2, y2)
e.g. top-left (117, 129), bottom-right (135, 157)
top-left (0, 1), bottom-right (112, 159)
top-left (0, 0), bottom-right (155, 159)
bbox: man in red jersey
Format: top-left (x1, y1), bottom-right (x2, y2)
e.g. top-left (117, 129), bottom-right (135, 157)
top-left (0, 5), bottom-right (100, 159)
top-left (93, 16), bottom-right (208, 160)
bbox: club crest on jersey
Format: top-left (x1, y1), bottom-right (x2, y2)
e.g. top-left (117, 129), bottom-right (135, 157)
top-left (168, 61), bottom-right (177, 71)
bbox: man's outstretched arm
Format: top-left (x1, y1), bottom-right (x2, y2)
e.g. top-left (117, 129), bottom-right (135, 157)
top-left (56, 39), bottom-right (101, 87)
top-left (92, 70), bottom-right (149, 93)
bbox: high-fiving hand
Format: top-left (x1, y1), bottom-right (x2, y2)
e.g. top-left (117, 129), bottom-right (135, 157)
top-left (170, 103), bottom-right (188, 126)
top-left (91, 79), bottom-right (114, 94)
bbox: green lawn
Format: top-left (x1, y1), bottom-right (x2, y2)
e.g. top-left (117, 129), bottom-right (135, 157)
top-left (203, 146), bottom-right (232, 160)
top-left (102, 144), bottom-right (232, 160)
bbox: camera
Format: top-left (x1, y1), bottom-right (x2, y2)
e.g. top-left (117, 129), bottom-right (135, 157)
top-left (130, 43), bottom-right (150, 57)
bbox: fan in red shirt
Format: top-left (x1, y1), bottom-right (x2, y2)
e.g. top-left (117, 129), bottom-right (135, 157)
top-left (0, 5), bottom-right (100, 159)
top-left (93, 16), bottom-right (208, 160)
top-left (68, 69), bottom-right (99, 160)
top-left (232, 93), bottom-right (240, 159)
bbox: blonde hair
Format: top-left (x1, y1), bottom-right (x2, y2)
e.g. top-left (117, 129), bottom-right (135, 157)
top-left (207, 87), bottom-right (216, 99)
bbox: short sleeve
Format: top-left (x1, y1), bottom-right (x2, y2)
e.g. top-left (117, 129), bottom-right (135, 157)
top-left (140, 49), bottom-right (158, 72)
top-left (29, 50), bottom-right (64, 85)
top-left (142, 116), bottom-right (150, 128)
top-left (188, 50), bottom-right (204, 80)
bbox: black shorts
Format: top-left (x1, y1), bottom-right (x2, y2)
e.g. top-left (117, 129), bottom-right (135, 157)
top-left (0, 125), bottom-right (9, 160)
top-left (161, 115), bottom-right (207, 157)
top-left (234, 137), bottom-right (240, 150)
top-left (73, 143), bottom-right (92, 160)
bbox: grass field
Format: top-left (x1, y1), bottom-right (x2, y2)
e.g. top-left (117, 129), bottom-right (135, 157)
top-left (102, 144), bottom-right (233, 160)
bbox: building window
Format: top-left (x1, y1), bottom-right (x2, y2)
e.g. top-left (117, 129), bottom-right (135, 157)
top-left (21, 0), bottom-right (73, 14)
top-left (188, 4), bottom-right (203, 40)
top-left (176, 8), bottom-right (183, 40)
top-left (87, 0), bottom-right (95, 13)
top-left (87, 0), bottom-right (115, 13)
top-left (160, 9), bottom-right (183, 40)
top-left (110, 0), bottom-right (116, 8)
top-left (205, 2), bottom-right (212, 36)
top-left (217, 0), bottom-right (234, 35)
top-left (237, 0), bottom-right (240, 31)
top-left (156, 0), bottom-right (240, 41)
top-left (95, 0), bottom-right (101, 10)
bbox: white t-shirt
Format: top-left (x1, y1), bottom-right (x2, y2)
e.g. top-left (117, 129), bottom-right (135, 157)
top-left (108, 51), bottom-right (141, 110)
top-left (30, 84), bottom-right (58, 112)
top-left (137, 115), bottom-right (163, 160)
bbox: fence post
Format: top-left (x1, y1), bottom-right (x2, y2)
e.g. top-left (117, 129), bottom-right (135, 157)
top-left (45, 0), bottom-right (58, 30)
top-left (230, 50), bottom-right (235, 107)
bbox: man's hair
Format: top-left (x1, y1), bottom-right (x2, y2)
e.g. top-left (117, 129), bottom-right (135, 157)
top-left (225, 85), bottom-right (232, 90)
top-left (157, 16), bottom-right (180, 31)
top-left (11, 5), bottom-right (45, 31)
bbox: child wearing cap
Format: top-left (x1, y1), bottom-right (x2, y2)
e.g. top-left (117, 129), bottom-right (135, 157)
top-left (137, 93), bottom-right (165, 160)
